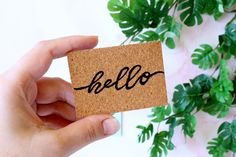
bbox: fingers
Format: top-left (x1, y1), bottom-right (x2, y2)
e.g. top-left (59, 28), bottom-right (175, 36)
top-left (37, 101), bottom-right (76, 122)
top-left (40, 114), bottom-right (73, 129)
top-left (52, 115), bottom-right (120, 155)
top-left (36, 77), bottom-right (76, 123)
top-left (36, 77), bottom-right (74, 106)
top-left (9, 36), bottom-right (98, 83)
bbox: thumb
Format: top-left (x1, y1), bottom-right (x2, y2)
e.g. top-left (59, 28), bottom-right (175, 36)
top-left (53, 114), bottom-right (120, 155)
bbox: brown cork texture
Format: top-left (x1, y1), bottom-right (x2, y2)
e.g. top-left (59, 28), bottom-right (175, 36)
top-left (67, 42), bottom-right (167, 118)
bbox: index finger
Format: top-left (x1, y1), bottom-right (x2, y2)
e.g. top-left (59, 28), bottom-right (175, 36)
top-left (9, 35), bottom-right (98, 82)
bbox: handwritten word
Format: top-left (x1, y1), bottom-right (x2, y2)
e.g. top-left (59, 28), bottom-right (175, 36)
top-left (74, 64), bottom-right (164, 94)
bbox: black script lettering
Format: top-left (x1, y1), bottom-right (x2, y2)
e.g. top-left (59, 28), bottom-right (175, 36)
top-left (74, 64), bottom-right (164, 94)
top-left (126, 65), bottom-right (142, 90)
top-left (115, 67), bottom-right (129, 90)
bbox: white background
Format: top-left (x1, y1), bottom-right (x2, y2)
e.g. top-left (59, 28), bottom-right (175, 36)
top-left (0, 0), bottom-right (153, 157)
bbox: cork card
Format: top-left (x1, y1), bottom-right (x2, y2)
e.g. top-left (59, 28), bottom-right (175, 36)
top-left (67, 42), bottom-right (167, 118)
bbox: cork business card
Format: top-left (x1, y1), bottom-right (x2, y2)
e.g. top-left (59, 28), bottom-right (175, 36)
top-left (67, 42), bottom-right (167, 118)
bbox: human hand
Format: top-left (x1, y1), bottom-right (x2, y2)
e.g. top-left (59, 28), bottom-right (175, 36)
top-left (0, 36), bottom-right (120, 157)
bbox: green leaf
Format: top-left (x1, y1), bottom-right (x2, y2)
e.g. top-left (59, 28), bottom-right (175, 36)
top-left (137, 123), bottom-right (154, 143)
top-left (200, 0), bottom-right (236, 20)
top-left (218, 34), bottom-right (235, 59)
top-left (136, 0), bottom-right (169, 28)
top-left (210, 60), bottom-right (233, 104)
top-left (223, 0), bottom-right (236, 10)
top-left (151, 131), bottom-right (173, 157)
top-left (173, 74), bottom-right (215, 116)
top-left (156, 16), bottom-right (182, 49)
top-left (192, 44), bottom-right (219, 70)
top-left (200, 0), bottom-right (217, 15)
top-left (118, 8), bottom-right (145, 37)
top-left (166, 117), bottom-right (177, 139)
top-left (218, 23), bottom-right (236, 59)
top-left (206, 67), bottom-right (233, 117)
top-left (218, 120), bottom-right (236, 152)
top-left (177, 0), bottom-right (204, 26)
top-left (107, 0), bottom-right (128, 23)
top-left (108, 0), bottom-right (145, 37)
top-left (133, 31), bottom-right (159, 43)
top-left (207, 137), bottom-right (227, 157)
top-left (108, 0), bottom-right (170, 37)
top-left (226, 23), bottom-right (236, 42)
top-left (149, 105), bottom-right (172, 123)
top-left (177, 114), bottom-right (197, 138)
top-left (172, 82), bottom-right (203, 114)
top-left (164, 0), bottom-right (175, 6)
top-left (191, 74), bottom-right (215, 93)
top-left (213, 0), bottom-right (224, 20)
top-left (203, 99), bottom-right (231, 118)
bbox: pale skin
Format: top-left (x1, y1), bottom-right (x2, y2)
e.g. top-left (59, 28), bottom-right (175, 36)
top-left (0, 36), bottom-right (120, 157)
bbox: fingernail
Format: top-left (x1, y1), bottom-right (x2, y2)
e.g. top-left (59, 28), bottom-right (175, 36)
top-left (103, 118), bottom-right (120, 135)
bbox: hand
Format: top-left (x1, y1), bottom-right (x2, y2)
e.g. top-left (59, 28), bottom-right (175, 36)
top-left (0, 36), bottom-right (120, 157)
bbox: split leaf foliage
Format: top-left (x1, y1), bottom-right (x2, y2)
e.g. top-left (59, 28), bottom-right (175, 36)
top-left (108, 0), bottom-right (236, 157)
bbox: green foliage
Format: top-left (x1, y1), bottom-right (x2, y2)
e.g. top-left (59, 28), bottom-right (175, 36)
top-left (218, 23), bottom-right (236, 59)
top-left (207, 137), bottom-right (227, 157)
top-left (208, 120), bottom-right (236, 157)
top-left (191, 74), bottom-right (215, 93)
top-left (218, 120), bottom-right (236, 152)
top-left (149, 105), bottom-right (172, 123)
top-left (200, 0), bottom-right (218, 15)
top-left (213, 0), bottom-right (225, 20)
top-left (200, 0), bottom-right (236, 20)
top-left (107, 0), bottom-right (143, 37)
top-left (192, 44), bottom-right (219, 70)
top-left (203, 99), bottom-right (232, 118)
top-left (108, 0), bottom-right (236, 48)
top-left (108, 0), bottom-right (236, 157)
top-left (156, 16), bottom-right (182, 48)
top-left (223, 0), bottom-right (236, 9)
top-left (177, 0), bottom-right (204, 26)
top-left (107, 0), bottom-right (127, 23)
top-left (172, 83), bottom-right (202, 113)
top-left (137, 123), bottom-right (154, 143)
top-left (172, 74), bottom-right (214, 113)
top-left (108, 0), bottom-right (180, 48)
top-left (151, 131), bottom-right (174, 157)
top-left (133, 31), bottom-right (159, 43)
top-left (166, 117), bottom-right (177, 138)
top-left (177, 114), bottom-right (197, 138)
top-left (108, 0), bottom-right (169, 37)
top-left (200, 60), bottom-right (233, 118)
top-left (210, 60), bottom-right (233, 104)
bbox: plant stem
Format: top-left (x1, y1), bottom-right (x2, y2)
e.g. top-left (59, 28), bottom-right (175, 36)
top-left (211, 64), bottom-right (220, 77)
top-left (211, 47), bottom-right (222, 77)
top-left (120, 37), bottom-right (130, 45)
top-left (163, 112), bottom-right (181, 121)
top-left (129, 32), bottom-right (139, 44)
top-left (226, 13), bottom-right (236, 26)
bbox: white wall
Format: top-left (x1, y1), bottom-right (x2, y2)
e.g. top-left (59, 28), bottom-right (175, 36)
top-left (0, 0), bottom-right (152, 157)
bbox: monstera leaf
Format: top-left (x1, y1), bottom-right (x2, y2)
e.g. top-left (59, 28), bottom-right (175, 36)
top-left (108, 0), bottom-right (169, 37)
top-left (177, 0), bottom-right (204, 26)
top-left (137, 123), bottom-right (154, 143)
top-left (156, 16), bottom-right (182, 48)
top-left (192, 44), bottom-right (219, 70)
top-left (133, 31), bottom-right (159, 43)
